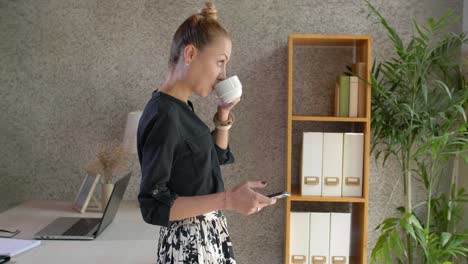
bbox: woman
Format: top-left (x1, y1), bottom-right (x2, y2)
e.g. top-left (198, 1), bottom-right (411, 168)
top-left (137, 2), bottom-right (277, 263)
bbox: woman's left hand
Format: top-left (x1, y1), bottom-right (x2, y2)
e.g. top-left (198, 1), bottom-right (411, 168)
top-left (217, 97), bottom-right (240, 121)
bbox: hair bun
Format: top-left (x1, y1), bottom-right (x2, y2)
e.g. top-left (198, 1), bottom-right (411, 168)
top-left (199, 1), bottom-right (218, 20)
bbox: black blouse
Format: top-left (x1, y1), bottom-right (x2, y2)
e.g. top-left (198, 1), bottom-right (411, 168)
top-left (137, 90), bottom-right (235, 227)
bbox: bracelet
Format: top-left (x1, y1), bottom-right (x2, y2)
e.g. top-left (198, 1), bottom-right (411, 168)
top-left (216, 124), bottom-right (232, 131)
top-left (213, 112), bottom-right (234, 130)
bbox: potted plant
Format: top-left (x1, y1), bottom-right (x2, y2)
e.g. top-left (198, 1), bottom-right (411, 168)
top-left (364, 1), bottom-right (468, 263)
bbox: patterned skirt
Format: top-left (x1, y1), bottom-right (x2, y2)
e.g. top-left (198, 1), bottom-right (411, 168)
top-left (156, 210), bottom-right (236, 264)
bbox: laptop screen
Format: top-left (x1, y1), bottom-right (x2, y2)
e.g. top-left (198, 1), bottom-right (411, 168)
top-left (95, 172), bottom-right (131, 236)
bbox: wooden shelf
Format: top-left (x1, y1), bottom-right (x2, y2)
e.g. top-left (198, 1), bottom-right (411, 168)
top-left (291, 115), bottom-right (368, 122)
top-left (289, 187), bottom-right (366, 203)
top-left (290, 34), bottom-right (371, 46)
top-left (285, 34), bottom-right (371, 264)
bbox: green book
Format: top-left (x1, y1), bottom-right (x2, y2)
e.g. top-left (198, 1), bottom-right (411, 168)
top-left (339, 76), bottom-right (350, 117)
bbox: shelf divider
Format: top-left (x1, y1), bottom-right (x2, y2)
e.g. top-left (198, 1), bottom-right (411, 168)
top-left (292, 115), bottom-right (368, 123)
top-left (289, 186), bottom-right (366, 203)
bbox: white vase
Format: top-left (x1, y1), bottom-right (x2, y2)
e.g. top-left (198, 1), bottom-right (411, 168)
top-left (101, 183), bottom-right (114, 210)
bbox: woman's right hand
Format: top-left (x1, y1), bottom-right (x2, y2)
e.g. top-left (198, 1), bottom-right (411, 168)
top-left (225, 181), bottom-right (277, 214)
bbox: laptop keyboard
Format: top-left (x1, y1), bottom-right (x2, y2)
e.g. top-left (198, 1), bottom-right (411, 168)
top-left (63, 218), bottom-right (100, 236)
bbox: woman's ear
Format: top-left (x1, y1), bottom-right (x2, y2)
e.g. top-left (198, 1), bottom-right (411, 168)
top-left (183, 44), bottom-right (197, 65)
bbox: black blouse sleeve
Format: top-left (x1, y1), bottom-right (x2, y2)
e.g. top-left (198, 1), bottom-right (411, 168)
top-left (138, 110), bottom-right (179, 227)
top-left (211, 129), bottom-right (235, 165)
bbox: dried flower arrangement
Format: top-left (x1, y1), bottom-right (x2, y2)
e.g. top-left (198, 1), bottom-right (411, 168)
top-left (86, 143), bottom-right (130, 184)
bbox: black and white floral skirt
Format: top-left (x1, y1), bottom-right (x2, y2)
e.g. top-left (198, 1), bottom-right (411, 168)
top-left (156, 210), bottom-right (236, 264)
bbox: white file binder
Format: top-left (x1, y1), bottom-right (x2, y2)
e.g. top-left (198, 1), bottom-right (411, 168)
top-left (342, 133), bottom-right (364, 197)
top-left (322, 133), bottom-right (343, 197)
top-left (290, 212), bottom-right (310, 264)
top-left (309, 213), bottom-right (331, 264)
top-left (301, 132), bottom-right (323, 196)
top-left (329, 213), bottom-right (351, 264)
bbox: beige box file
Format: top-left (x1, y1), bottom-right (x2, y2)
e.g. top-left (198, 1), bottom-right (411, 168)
top-left (309, 212), bottom-right (331, 264)
top-left (322, 133), bottom-right (343, 197)
top-left (342, 133), bottom-right (364, 197)
top-left (301, 132), bottom-right (323, 196)
top-left (329, 213), bottom-right (351, 264)
top-left (290, 212), bottom-right (310, 264)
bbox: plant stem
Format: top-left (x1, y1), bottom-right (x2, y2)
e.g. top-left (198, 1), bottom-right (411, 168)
top-left (407, 233), bottom-right (413, 264)
top-left (406, 168), bottom-right (413, 264)
top-left (426, 158), bottom-right (434, 239)
top-left (406, 165), bottom-right (413, 213)
top-left (426, 174), bottom-right (432, 262)
top-left (450, 155), bottom-right (459, 234)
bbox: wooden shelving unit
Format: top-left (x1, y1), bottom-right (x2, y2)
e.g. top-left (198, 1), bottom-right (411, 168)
top-left (284, 34), bottom-right (372, 264)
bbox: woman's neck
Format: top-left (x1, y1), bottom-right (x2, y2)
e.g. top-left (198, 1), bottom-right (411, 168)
top-left (159, 77), bottom-right (192, 103)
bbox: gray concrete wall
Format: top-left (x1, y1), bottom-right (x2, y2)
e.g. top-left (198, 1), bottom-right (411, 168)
top-left (0, 0), bottom-right (462, 263)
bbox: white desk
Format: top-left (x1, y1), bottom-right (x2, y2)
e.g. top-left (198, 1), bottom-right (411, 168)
top-left (0, 200), bottom-right (160, 264)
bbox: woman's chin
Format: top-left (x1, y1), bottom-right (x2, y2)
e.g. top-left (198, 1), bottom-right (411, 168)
top-left (199, 91), bottom-right (209, 98)
top-left (203, 90), bottom-right (214, 98)
top-left (194, 88), bottom-right (214, 98)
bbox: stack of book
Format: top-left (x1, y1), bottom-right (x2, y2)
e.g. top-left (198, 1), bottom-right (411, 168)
top-left (334, 62), bottom-right (367, 118)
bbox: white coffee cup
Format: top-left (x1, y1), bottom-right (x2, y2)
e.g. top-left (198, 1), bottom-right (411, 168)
top-left (214, 75), bottom-right (242, 104)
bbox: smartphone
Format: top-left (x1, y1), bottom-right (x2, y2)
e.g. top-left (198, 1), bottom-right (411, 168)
top-left (266, 191), bottom-right (291, 199)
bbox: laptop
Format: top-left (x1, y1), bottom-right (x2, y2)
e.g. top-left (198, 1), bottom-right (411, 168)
top-left (34, 172), bottom-right (131, 240)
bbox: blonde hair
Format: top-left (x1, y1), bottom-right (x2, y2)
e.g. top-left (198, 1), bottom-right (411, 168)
top-left (168, 1), bottom-right (231, 70)
top-left (199, 1), bottom-right (218, 20)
